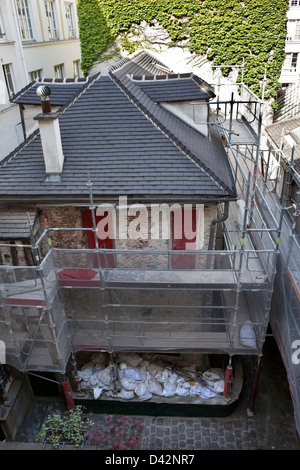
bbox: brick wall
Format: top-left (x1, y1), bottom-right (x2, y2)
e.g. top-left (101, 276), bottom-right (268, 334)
top-left (0, 203), bottom-right (219, 268)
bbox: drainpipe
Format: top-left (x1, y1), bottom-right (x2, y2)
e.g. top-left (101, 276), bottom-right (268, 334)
top-left (208, 201), bottom-right (229, 251)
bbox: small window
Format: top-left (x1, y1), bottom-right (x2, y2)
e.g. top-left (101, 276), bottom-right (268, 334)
top-left (44, 0), bottom-right (59, 39)
top-left (54, 63), bottom-right (64, 79)
top-left (15, 0), bottom-right (33, 40)
top-left (290, 0), bottom-right (300, 6)
top-left (291, 53), bottom-right (298, 71)
top-left (295, 21), bottom-right (300, 40)
top-left (30, 69), bottom-right (43, 81)
top-left (2, 63), bottom-right (15, 98)
top-left (283, 53), bottom-right (299, 72)
top-left (0, 13), bottom-right (5, 40)
top-left (65, 3), bottom-right (75, 38)
top-left (73, 59), bottom-right (81, 78)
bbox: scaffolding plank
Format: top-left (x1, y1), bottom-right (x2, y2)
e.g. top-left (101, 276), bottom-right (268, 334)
top-left (105, 269), bottom-right (236, 288)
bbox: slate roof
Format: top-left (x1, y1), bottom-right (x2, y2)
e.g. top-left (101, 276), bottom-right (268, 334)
top-left (12, 77), bottom-right (90, 106)
top-left (0, 210), bottom-right (36, 238)
top-left (129, 75), bottom-right (211, 103)
top-left (0, 51), bottom-right (236, 202)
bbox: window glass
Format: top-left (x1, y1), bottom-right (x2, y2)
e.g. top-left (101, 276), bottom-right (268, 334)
top-left (65, 3), bottom-right (75, 38)
top-left (2, 64), bottom-right (15, 98)
top-left (15, 0), bottom-right (33, 40)
top-left (30, 69), bottom-right (43, 81)
top-left (44, 0), bottom-right (58, 39)
top-left (54, 63), bottom-right (64, 79)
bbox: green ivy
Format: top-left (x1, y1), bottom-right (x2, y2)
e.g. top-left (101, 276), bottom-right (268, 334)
top-left (77, 0), bottom-right (289, 98)
top-left (77, 0), bottom-right (112, 76)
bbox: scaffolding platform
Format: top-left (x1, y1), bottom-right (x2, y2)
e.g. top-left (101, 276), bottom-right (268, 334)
top-left (0, 275), bottom-right (57, 307)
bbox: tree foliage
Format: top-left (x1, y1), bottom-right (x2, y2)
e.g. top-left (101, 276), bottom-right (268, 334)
top-left (77, 0), bottom-right (289, 98)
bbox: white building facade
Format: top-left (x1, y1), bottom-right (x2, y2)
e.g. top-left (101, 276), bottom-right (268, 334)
top-left (0, 0), bottom-right (81, 160)
top-left (280, 0), bottom-right (300, 85)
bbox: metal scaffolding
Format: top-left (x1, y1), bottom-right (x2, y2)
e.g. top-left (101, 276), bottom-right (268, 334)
top-left (0, 82), bottom-right (284, 379)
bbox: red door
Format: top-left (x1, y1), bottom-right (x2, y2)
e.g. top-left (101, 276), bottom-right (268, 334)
top-left (171, 209), bottom-right (197, 269)
top-left (82, 209), bottom-right (115, 268)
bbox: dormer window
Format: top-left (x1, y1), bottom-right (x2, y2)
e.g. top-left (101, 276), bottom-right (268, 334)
top-left (160, 100), bottom-right (209, 137)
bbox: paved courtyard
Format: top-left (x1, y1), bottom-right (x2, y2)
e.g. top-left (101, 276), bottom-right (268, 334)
top-left (14, 336), bottom-right (300, 451)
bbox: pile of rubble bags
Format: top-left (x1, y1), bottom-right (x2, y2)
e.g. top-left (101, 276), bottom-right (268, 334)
top-left (73, 352), bottom-right (227, 402)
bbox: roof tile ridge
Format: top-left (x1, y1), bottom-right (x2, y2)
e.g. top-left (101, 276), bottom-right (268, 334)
top-left (10, 80), bottom-right (36, 103)
top-left (58, 72), bottom-right (101, 115)
top-left (191, 74), bottom-right (215, 98)
top-left (108, 57), bottom-right (131, 73)
top-left (130, 73), bottom-right (194, 82)
top-left (0, 129), bottom-right (40, 168)
top-left (109, 71), bottom-right (234, 196)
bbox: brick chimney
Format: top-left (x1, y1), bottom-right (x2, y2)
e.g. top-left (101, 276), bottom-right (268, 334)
top-left (34, 85), bottom-right (65, 175)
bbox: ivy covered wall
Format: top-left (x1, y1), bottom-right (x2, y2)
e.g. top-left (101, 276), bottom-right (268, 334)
top-left (77, 0), bottom-right (289, 100)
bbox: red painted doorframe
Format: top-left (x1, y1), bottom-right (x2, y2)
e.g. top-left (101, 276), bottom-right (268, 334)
top-left (82, 209), bottom-right (115, 268)
top-left (171, 209), bottom-right (197, 269)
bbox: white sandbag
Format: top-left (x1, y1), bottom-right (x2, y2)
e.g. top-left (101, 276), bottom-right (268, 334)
top-left (118, 367), bottom-right (143, 391)
top-left (202, 371), bottom-right (221, 383)
top-left (146, 378), bottom-right (163, 396)
top-left (81, 362), bottom-right (95, 371)
top-left (189, 382), bottom-right (204, 396)
top-left (97, 366), bottom-right (113, 387)
top-left (147, 363), bottom-right (164, 378)
top-left (162, 382), bottom-right (177, 397)
top-left (117, 353), bottom-right (143, 367)
top-left (157, 369), bottom-right (178, 385)
top-left (214, 379), bottom-right (225, 393)
top-left (175, 379), bottom-right (190, 397)
top-left (135, 383), bottom-right (153, 401)
top-left (118, 388), bottom-right (135, 400)
top-left (93, 386), bottom-right (102, 399)
top-left (77, 368), bottom-right (93, 382)
top-left (88, 374), bottom-right (100, 388)
top-left (79, 380), bottom-right (90, 390)
top-left (139, 360), bottom-right (150, 369)
top-left (118, 367), bottom-right (142, 381)
top-left (240, 320), bottom-right (257, 348)
top-left (134, 382), bottom-right (147, 397)
top-left (91, 352), bottom-right (107, 365)
top-left (200, 387), bottom-right (217, 398)
top-left (119, 377), bottom-right (138, 391)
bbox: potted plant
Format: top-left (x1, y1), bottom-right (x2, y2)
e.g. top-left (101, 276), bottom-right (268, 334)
top-left (36, 405), bottom-right (93, 449)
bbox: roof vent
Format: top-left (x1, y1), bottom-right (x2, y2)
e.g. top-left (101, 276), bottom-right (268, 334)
top-left (36, 85), bottom-right (52, 113)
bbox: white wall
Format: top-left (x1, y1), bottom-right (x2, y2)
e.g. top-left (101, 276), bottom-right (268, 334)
top-left (0, 0), bottom-right (82, 160)
top-left (0, 104), bottom-right (23, 160)
top-left (280, 3), bottom-right (300, 84)
top-left (23, 39), bottom-right (81, 78)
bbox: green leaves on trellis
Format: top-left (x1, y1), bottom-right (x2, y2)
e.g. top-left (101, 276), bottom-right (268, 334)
top-left (78, 0), bottom-right (289, 99)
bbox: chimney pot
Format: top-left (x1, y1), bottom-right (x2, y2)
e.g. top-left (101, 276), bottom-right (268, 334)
top-left (34, 85), bottom-right (64, 174)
